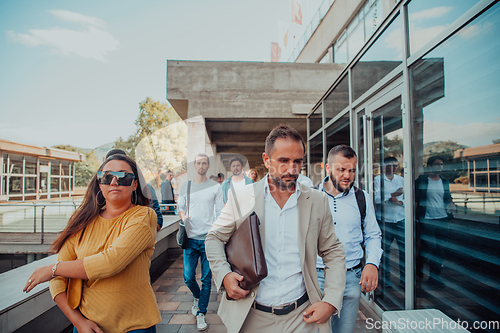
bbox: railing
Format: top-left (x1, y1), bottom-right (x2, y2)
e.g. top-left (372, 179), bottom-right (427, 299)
top-left (288, 0), bottom-right (336, 62)
top-left (0, 202), bottom-right (178, 245)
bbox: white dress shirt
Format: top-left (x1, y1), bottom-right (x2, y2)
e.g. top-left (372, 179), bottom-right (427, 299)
top-left (373, 174), bottom-right (405, 223)
top-left (316, 177), bottom-right (382, 270)
top-left (255, 175), bottom-right (307, 306)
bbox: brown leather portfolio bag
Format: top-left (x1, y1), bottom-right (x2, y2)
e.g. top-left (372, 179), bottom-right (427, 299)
top-left (225, 184), bottom-right (267, 292)
top-left (225, 212), bottom-right (267, 290)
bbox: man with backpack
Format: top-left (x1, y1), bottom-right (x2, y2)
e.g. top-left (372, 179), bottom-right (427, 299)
top-left (316, 145), bottom-right (382, 333)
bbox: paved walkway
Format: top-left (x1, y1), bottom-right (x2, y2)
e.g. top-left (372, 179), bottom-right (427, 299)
top-left (153, 253), bottom-right (379, 333)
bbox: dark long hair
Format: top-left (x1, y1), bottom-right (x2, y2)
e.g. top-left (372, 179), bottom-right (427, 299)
top-left (51, 154), bottom-right (150, 253)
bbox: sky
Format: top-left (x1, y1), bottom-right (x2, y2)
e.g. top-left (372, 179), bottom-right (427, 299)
top-left (0, 0), bottom-right (314, 149)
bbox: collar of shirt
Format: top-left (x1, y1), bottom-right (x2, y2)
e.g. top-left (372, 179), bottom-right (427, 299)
top-left (319, 176), bottom-right (352, 199)
top-left (263, 174), bottom-right (302, 202)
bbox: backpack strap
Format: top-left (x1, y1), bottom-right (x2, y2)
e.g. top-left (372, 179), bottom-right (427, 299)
top-left (353, 186), bottom-right (366, 229)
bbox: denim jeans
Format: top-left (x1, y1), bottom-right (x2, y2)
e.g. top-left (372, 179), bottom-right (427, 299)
top-left (73, 326), bottom-right (156, 333)
top-left (183, 238), bottom-right (212, 315)
top-left (317, 267), bottom-right (362, 333)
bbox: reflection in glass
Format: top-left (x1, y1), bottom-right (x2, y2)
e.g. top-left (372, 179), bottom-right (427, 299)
top-left (9, 176), bottom-right (22, 194)
top-left (371, 96), bottom-right (405, 311)
top-left (2, 176), bottom-right (6, 195)
top-left (25, 157), bottom-right (37, 174)
top-left (325, 112), bottom-right (350, 154)
top-left (408, 0), bottom-right (480, 56)
top-left (39, 173), bottom-right (48, 193)
top-left (3, 154), bottom-right (7, 174)
top-left (9, 155), bottom-right (23, 175)
top-left (51, 178), bottom-right (60, 193)
top-left (348, 20), bottom-right (365, 63)
top-left (25, 177), bottom-right (36, 194)
top-left (334, 40), bottom-right (348, 65)
top-left (352, 14), bottom-right (402, 102)
top-left (309, 134), bottom-right (324, 187)
top-left (51, 162), bottom-right (60, 176)
top-left (365, 0), bottom-right (384, 39)
top-left (357, 112), bottom-right (365, 190)
top-left (61, 178), bottom-right (70, 192)
top-left (309, 107), bottom-right (323, 136)
top-left (324, 76), bottom-right (349, 124)
top-left (411, 2), bottom-right (500, 328)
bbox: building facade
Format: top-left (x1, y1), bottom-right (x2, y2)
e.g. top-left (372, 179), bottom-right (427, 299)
top-left (306, 0), bottom-right (500, 329)
top-left (0, 140), bottom-right (84, 201)
top-left (167, 0), bottom-right (500, 330)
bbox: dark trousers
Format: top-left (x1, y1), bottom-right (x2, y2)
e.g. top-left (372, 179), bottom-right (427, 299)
top-left (381, 220), bottom-right (405, 283)
top-left (162, 200), bottom-right (176, 215)
top-left (416, 217), bottom-right (449, 278)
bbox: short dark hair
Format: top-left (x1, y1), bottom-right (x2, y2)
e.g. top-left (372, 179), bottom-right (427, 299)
top-left (194, 153), bottom-right (210, 165)
top-left (384, 156), bottom-right (398, 165)
top-left (427, 155), bottom-right (444, 167)
top-left (217, 173), bottom-right (225, 179)
top-left (106, 148), bottom-right (127, 159)
top-left (166, 170), bottom-right (173, 174)
top-left (229, 157), bottom-right (244, 168)
top-left (328, 145), bottom-right (357, 161)
top-left (265, 125), bottom-right (305, 156)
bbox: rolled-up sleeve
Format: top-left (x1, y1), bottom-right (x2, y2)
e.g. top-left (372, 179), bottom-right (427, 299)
top-left (83, 209), bottom-right (156, 280)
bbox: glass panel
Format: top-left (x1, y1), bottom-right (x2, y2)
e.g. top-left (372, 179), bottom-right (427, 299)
top-left (357, 111), bottom-right (366, 190)
top-left (25, 157), bottom-right (36, 175)
top-left (408, 0), bottom-right (481, 56)
top-left (364, 0), bottom-right (384, 40)
top-left (39, 173), bottom-right (48, 193)
top-left (324, 75), bottom-right (349, 124)
top-left (334, 40), bottom-right (348, 65)
top-left (61, 178), bottom-right (70, 192)
top-left (352, 14), bottom-right (402, 101)
top-left (51, 161), bottom-right (60, 176)
top-left (309, 107), bottom-right (323, 136)
top-left (348, 20), bottom-right (365, 63)
top-left (2, 154), bottom-right (7, 174)
top-left (61, 161), bottom-right (70, 176)
top-left (2, 176), bottom-right (6, 195)
top-left (325, 112), bottom-right (350, 154)
top-left (9, 155), bottom-right (23, 175)
top-left (50, 177), bottom-right (60, 193)
top-left (489, 157), bottom-right (500, 170)
top-left (309, 134), bottom-right (324, 187)
top-left (25, 177), bottom-right (36, 194)
top-left (490, 173), bottom-right (499, 188)
top-left (475, 158), bottom-right (487, 172)
top-left (411, 3), bottom-right (500, 326)
top-left (9, 176), bottom-right (22, 194)
top-left (372, 96), bottom-right (405, 311)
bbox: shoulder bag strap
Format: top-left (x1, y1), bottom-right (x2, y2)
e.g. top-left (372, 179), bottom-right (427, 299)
top-left (230, 182), bottom-right (242, 219)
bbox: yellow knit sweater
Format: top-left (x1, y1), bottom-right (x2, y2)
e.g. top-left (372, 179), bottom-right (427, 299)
top-left (49, 205), bottom-right (161, 333)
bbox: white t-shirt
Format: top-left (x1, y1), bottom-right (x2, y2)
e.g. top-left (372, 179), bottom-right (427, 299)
top-left (177, 179), bottom-right (223, 239)
top-left (231, 177), bottom-right (246, 191)
top-left (424, 178), bottom-right (448, 219)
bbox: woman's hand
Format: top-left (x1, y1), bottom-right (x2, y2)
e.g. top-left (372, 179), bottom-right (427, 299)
top-left (24, 264), bottom-right (53, 292)
top-left (74, 318), bottom-right (104, 333)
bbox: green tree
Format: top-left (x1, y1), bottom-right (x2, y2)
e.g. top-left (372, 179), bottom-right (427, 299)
top-left (113, 97), bottom-right (187, 187)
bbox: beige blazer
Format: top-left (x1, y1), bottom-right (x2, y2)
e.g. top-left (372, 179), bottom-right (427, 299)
top-left (205, 179), bottom-right (346, 333)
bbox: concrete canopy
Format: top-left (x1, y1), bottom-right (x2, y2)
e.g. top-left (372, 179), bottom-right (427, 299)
top-left (167, 60), bottom-right (343, 169)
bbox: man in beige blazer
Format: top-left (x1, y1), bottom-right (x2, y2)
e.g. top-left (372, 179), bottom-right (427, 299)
top-left (205, 125), bottom-right (346, 333)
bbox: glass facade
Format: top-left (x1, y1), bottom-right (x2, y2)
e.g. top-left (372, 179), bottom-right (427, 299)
top-left (0, 152), bottom-right (76, 200)
top-left (307, 0), bottom-right (500, 329)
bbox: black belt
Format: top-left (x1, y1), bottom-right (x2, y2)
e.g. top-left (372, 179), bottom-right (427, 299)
top-left (318, 262), bottom-right (363, 272)
top-left (347, 262), bottom-right (363, 271)
top-left (253, 293), bottom-right (309, 315)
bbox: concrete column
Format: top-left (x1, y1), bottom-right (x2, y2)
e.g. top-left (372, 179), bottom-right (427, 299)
top-left (186, 116), bottom-right (217, 180)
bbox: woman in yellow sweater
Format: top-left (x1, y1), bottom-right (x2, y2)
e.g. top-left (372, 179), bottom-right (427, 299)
top-left (24, 154), bottom-right (161, 333)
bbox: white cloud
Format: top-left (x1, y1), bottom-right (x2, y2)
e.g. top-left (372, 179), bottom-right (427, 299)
top-left (6, 10), bottom-right (118, 62)
top-left (410, 7), bottom-right (454, 22)
top-left (457, 21), bottom-right (493, 40)
top-left (423, 120), bottom-right (500, 148)
top-left (409, 24), bottom-right (448, 54)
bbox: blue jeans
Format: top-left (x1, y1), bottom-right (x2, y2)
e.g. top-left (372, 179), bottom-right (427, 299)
top-left (317, 267), bottom-right (362, 333)
top-left (73, 326), bottom-right (155, 333)
top-left (183, 238), bottom-right (212, 315)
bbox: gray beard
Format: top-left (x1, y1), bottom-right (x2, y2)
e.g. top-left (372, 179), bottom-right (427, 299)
top-left (270, 173), bottom-right (298, 191)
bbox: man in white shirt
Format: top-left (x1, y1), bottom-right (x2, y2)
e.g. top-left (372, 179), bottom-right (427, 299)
top-left (205, 125), bottom-right (346, 333)
top-left (178, 153), bottom-right (223, 331)
top-left (374, 156), bottom-right (405, 288)
top-left (317, 145), bottom-right (382, 333)
top-left (221, 157), bottom-right (254, 204)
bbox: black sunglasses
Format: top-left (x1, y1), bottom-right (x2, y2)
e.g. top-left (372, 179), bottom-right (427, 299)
top-left (97, 171), bottom-right (136, 186)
